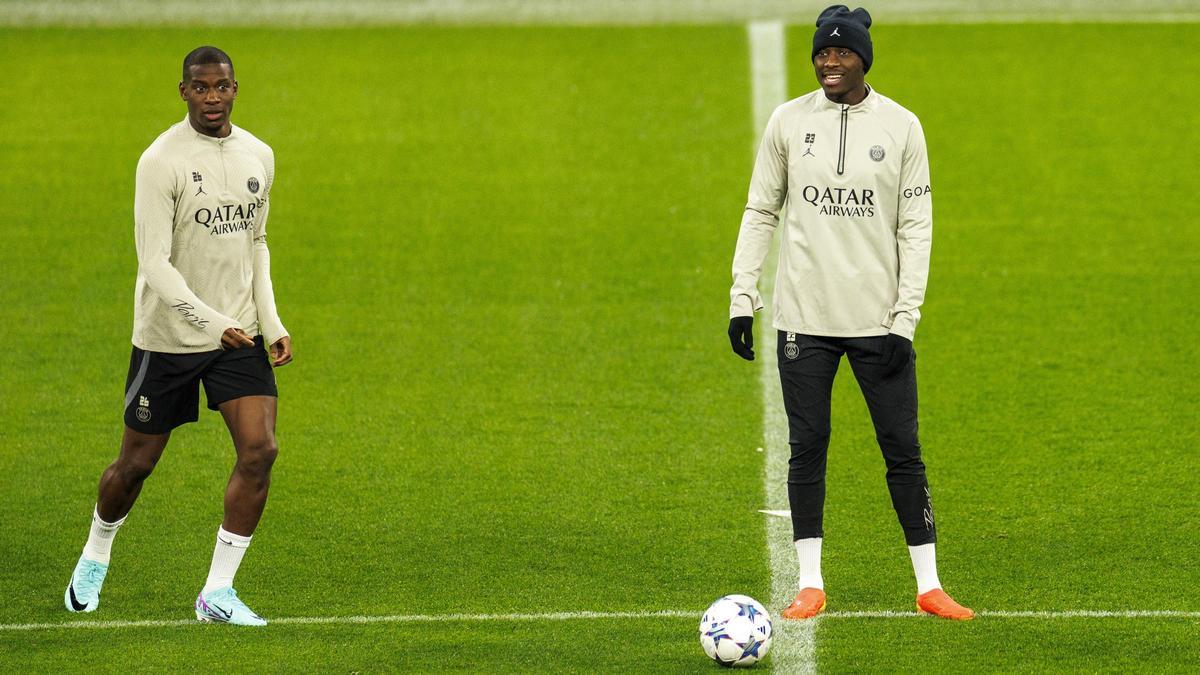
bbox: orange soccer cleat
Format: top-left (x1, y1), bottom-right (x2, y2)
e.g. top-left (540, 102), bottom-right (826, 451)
top-left (916, 588), bottom-right (975, 620)
top-left (781, 587), bottom-right (827, 620)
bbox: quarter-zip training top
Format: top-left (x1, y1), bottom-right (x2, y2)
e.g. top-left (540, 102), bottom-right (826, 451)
top-left (730, 86), bottom-right (933, 340)
top-left (132, 117), bottom-right (287, 353)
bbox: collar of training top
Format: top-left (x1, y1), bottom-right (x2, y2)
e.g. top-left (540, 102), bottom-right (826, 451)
top-left (182, 115), bottom-right (240, 143)
top-left (814, 84), bottom-right (877, 112)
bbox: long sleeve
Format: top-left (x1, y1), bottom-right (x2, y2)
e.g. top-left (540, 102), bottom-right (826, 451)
top-left (251, 151), bottom-right (287, 344)
top-left (888, 119), bottom-right (933, 340)
top-left (730, 107), bottom-right (788, 318)
top-left (134, 150), bottom-right (238, 345)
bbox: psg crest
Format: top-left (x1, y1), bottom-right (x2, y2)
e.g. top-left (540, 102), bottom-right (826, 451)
top-left (784, 342), bottom-right (800, 360)
top-left (248, 177), bottom-right (260, 193)
top-left (869, 145), bottom-right (885, 162)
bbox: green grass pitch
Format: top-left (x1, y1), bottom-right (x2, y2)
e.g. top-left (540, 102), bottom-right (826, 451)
top-left (1, 20), bottom-right (1198, 672)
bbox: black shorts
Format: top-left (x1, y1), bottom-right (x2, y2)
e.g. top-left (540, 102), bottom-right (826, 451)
top-left (123, 336), bottom-right (278, 434)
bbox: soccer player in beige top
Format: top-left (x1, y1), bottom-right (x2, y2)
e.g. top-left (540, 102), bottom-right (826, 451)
top-left (64, 46), bottom-right (290, 626)
top-left (728, 6), bottom-right (973, 620)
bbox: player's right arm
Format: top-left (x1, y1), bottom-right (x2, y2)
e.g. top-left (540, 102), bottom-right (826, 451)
top-left (727, 106), bottom-right (788, 360)
top-left (134, 149), bottom-right (247, 349)
top-left (730, 106), bottom-right (788, 320)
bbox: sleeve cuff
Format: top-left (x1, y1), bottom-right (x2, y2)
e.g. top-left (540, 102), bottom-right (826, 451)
top-left (888, 311), bottom-right (918, 341)
top-left (729, 293), bottom-right (763, 319)
top-left (203, 316), bottom-right (240, 346)
top-left (260, 319), bottom-right (288, 346)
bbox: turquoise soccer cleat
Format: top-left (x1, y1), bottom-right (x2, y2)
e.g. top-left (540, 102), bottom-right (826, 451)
top-left (195, 586), bottom-right (268, 626)
top-left (64, 556), bottom-right (109, 613)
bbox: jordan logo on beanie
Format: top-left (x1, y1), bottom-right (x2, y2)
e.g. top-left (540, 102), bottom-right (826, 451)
top-left (812, 5), bottom-right (874, 73)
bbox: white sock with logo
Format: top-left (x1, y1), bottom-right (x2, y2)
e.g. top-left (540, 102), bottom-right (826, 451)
top-left (908, 543), bottom-right (942, 595)
top-left (202, 526), bottom-right (253, 594)
top-left (794, 537), bottom-right (824, 590)
top-left (83, 506), bottom-right (126, 564)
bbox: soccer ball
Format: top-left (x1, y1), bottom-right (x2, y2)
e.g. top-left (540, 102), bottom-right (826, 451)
top-left (699, 594), bottom-right (773, 667)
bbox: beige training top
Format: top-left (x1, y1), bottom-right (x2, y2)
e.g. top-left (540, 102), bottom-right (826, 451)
top-left (730, 86), bottom-right (933, 340)
top-left (132, 117), bottom-right (287, 353)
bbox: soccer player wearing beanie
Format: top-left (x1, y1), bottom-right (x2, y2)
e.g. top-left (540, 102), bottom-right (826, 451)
top-left (727, 5), bottom-right (973, 620)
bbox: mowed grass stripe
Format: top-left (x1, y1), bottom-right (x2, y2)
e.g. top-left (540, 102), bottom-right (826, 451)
top-left (0, 24), bottom-right (760, 615)
top-left (2, 0), bottom-right (1197, 26)
top-left (0, 24), bottom-right (761, 671)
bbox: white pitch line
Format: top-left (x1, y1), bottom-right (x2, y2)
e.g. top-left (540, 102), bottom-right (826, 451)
top-left (747, 19), bottom-right (814, 675)
top-left (6, 607), bottom-right (1196, 633)
top-left (0, 609), bottom-right (697, 632)
top-left (825, 610), bottom-right (1200, 619)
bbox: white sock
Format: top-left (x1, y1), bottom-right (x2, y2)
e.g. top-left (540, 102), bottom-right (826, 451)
top-left (908, 543), bottom-right (942, 595)
top-left (83, 506), bottom-right (126, 564)
top-left (794, 537), bottom-right (824, 590)
top-left (202, 526), bottom-right (253, 594)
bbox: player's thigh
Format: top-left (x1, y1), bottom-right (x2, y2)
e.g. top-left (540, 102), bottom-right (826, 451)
top-left (777, 332), bottom-right (841, 437)
top-left (198, 337), bottom-right (278, 458)
top-left (845, 337), bottom-right (918, 438)
top-left (216, 395), bottom-right (278, 454)
top-left (123, 344), bottom-right (209, 435)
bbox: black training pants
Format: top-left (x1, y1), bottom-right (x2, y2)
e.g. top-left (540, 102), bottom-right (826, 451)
top-left (777, 331), bottom-right (936, 546)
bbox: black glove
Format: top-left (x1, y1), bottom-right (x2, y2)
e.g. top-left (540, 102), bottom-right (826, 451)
top-left (883, 333), bottom-right (913, 376)
top-left (728, 316), bottom-right (755, 361)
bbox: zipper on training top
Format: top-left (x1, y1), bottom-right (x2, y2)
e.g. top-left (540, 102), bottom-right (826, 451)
top-left (218, 141), bottom-right (228, 191)
top-left (837, 104), bottom-right (848, 176)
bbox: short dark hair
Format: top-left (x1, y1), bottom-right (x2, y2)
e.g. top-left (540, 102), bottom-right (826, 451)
top-left (182, 46), bottom-right (234, 81)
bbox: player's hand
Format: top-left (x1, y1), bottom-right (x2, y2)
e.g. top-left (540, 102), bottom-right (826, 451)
top-left (728, 316), bottom-right (755, 361)
top-left (221, 327), bottom-right (255, 350)
top-left (883, 333), bottom-right (913, 376)
top-left (270, 335), bottom-right (293, 367)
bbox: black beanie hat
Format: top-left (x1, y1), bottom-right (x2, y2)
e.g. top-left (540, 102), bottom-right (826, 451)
top-left (811, 5), bottom-right (873, 73)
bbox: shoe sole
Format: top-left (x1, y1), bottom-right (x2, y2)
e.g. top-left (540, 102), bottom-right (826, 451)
top-left (197, 611), bottom-right (267, 626)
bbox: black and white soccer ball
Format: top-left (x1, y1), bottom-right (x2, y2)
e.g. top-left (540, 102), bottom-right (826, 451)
top-left (699, 594), bottom-right (773, 667)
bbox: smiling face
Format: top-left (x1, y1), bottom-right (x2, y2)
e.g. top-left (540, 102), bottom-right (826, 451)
top-left (179, 63), bottom-right (237, 138)
top-left (813, 47), bottom-right (867, 105)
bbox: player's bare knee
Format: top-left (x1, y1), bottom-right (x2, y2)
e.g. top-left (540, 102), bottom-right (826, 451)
top-left (236, 438), bottom-right (278, 478)
top-left (114, 454), bottom-right (157, 484)
top-left (117, 436), bottom-right (162, 476)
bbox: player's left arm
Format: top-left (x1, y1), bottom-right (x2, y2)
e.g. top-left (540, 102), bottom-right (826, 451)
top-left (251, 148), bottom-right (292, 367)
top-left (889, 118), bottom-right (933, 341)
